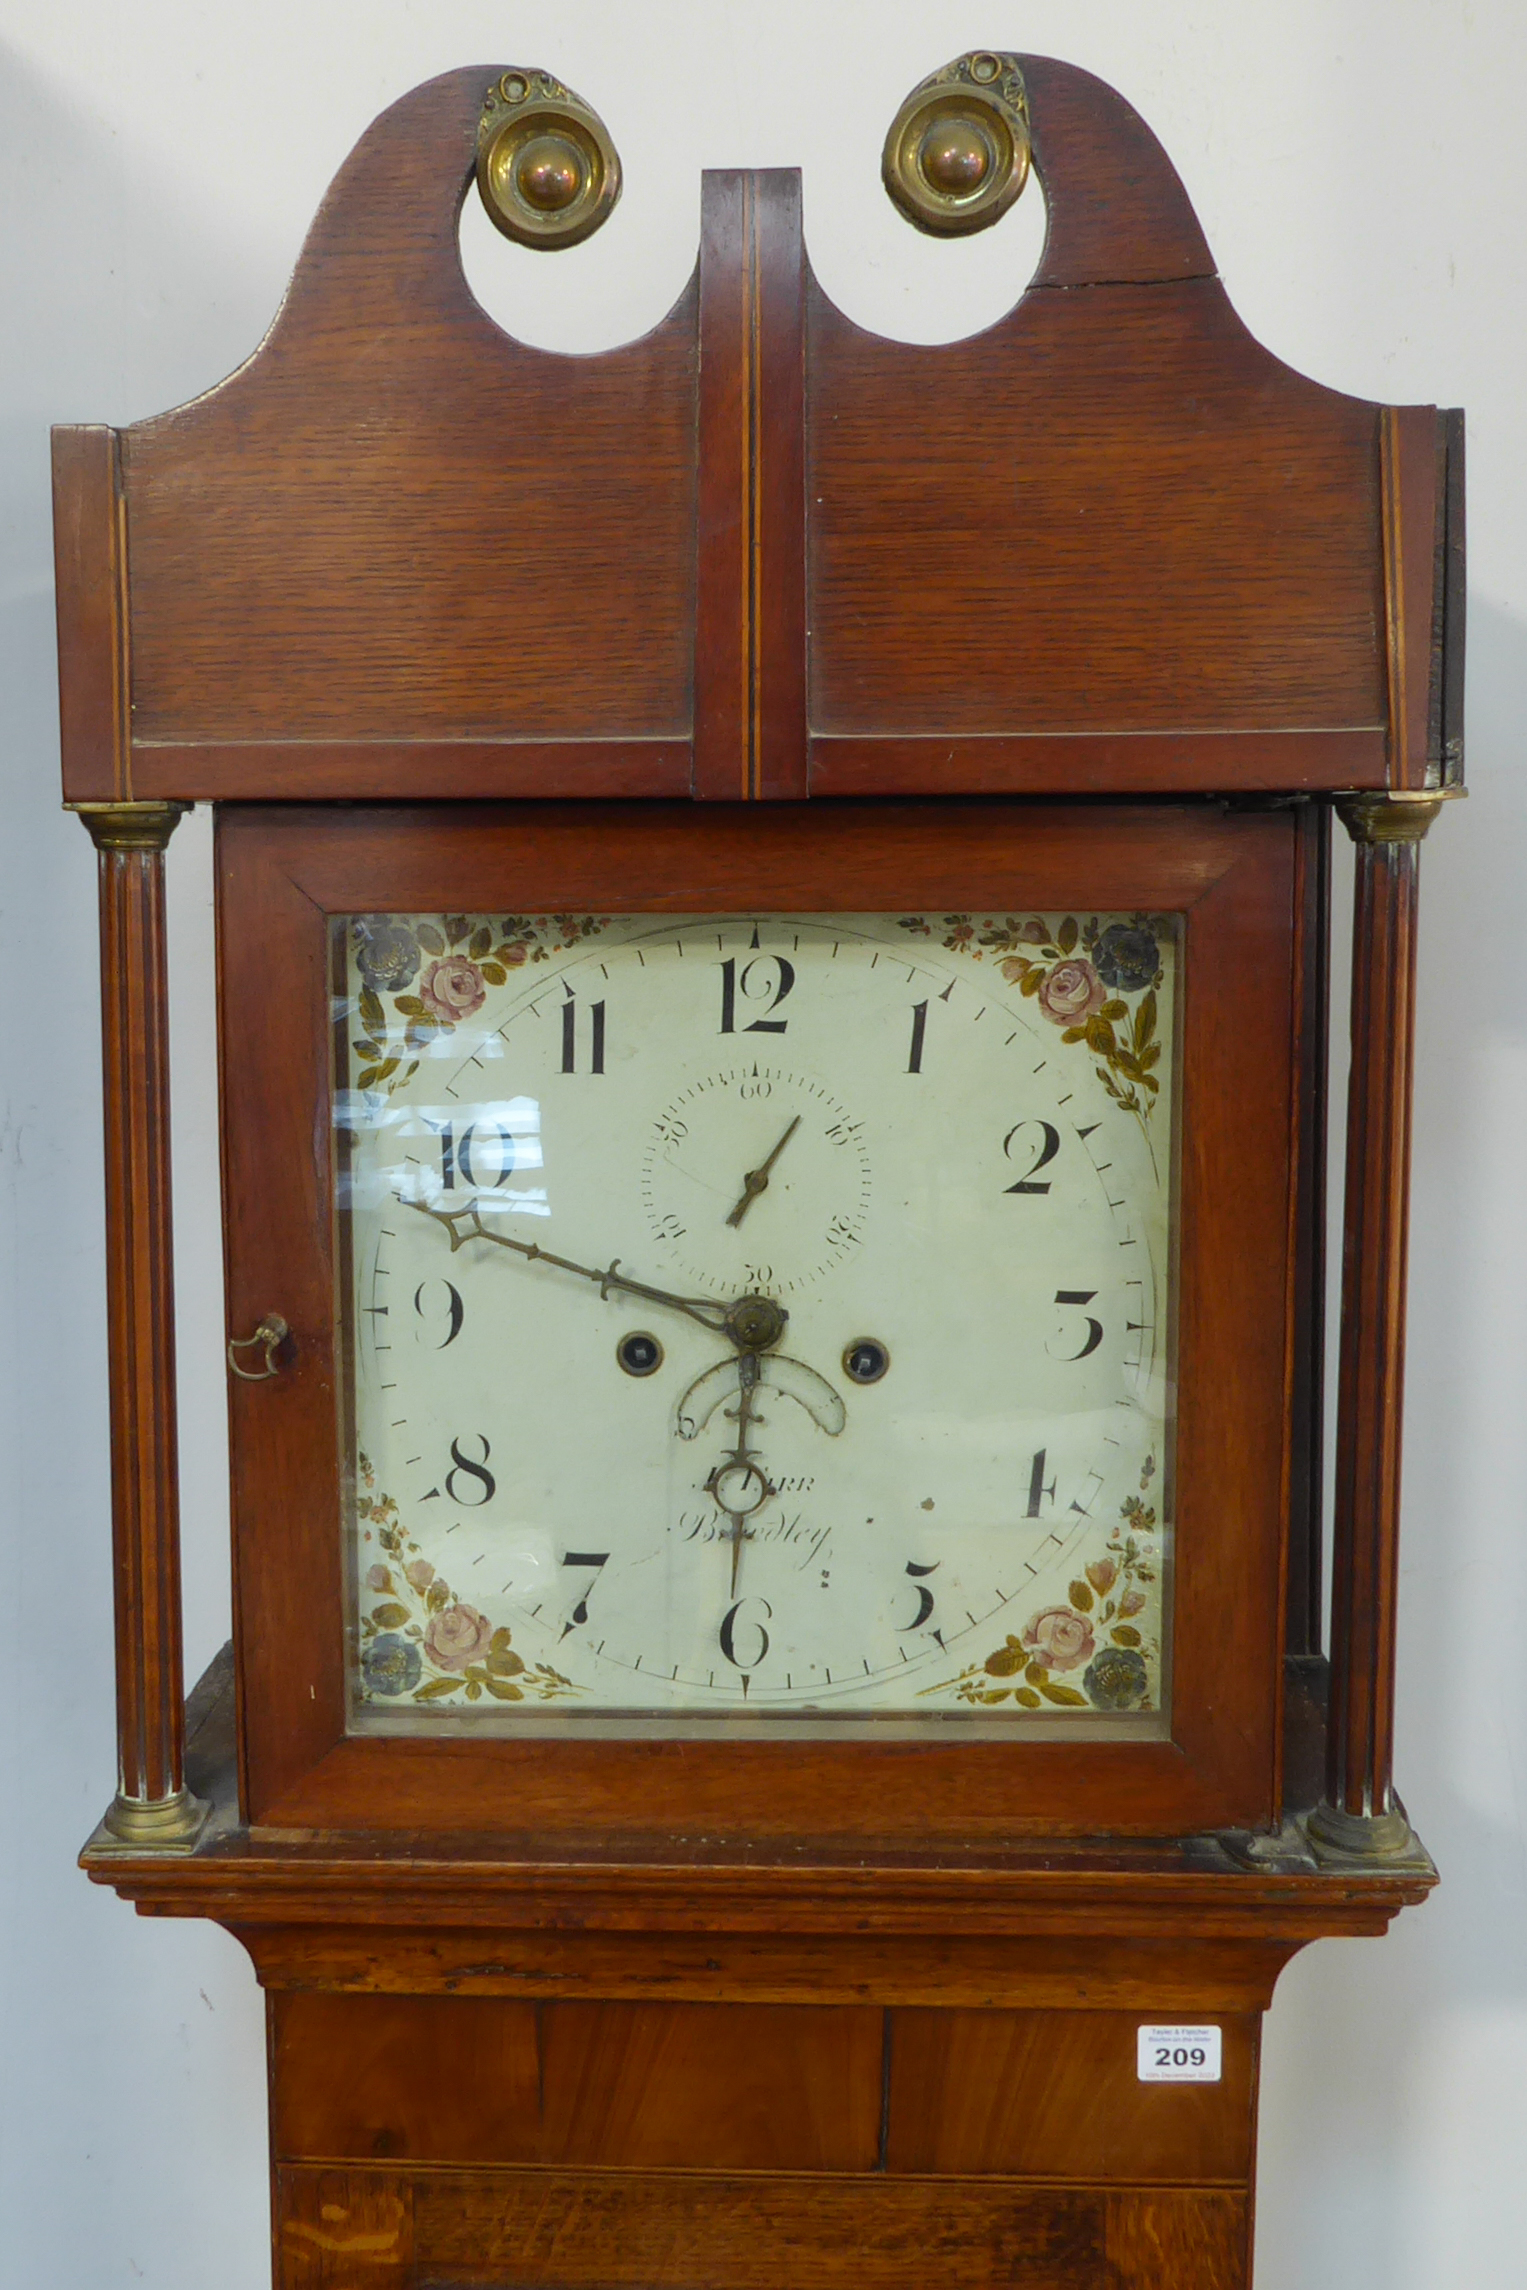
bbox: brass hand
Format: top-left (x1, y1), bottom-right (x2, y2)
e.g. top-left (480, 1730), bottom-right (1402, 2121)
top-left (725, 1115), bottom-right (801, 1228)
top-left (405, 1198), bottom-right (738, 1337)
top-left (704, 1353), bottom-right (775, 1597)
top-left (677, 1351), bottom-right (846, 1441)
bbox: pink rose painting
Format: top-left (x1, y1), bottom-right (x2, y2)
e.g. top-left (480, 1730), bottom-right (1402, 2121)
top-left (420, 956), bottom-right (487, 1024)
top-left (423, 1601), bottom-right (493, 1673)
top-left (405, 1559), bottom-right (435, 1591)
top-left (1118, 1586), bottom-right (1147, 1619)
top-left (1036, 957), bottom-right (1105, 1028)
top-left (1020, 1606), bottom-right (1096, 1673)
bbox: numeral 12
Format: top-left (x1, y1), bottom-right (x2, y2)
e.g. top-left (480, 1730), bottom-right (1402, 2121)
top-left (719, 956), bottom-right (794, 1034)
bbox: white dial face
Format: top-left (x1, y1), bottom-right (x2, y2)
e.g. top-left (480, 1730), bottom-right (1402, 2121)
top-left (336, 910), bottom-right (1175, 1734)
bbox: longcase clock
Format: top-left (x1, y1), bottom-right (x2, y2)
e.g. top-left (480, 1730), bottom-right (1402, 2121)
top-left (54, 50), bottom-right (1462, 2290)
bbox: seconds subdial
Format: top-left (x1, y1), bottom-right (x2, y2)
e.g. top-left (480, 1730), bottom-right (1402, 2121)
top-left (641, 1065), bottom-right (872, 1299)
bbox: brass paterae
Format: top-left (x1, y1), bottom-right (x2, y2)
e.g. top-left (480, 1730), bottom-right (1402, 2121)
top-left (882, 52), bottom-right (1031, 238)
top-left (476, 69), bottom-right (621, 251)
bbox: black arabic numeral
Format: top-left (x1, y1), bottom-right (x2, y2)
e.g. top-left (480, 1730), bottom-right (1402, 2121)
top-left (458, 1120), bottom-right (520, 1187)
top-left (719, 1597), bottom-right (773, 1668)
top-left (560, 1550), bottom-right (609, 1636)
top-left (1025, 1448), bottom-right (1056, 1517)
top-left (445, 1433), bottom-right (495, 1506)
top-left (561, 997), bottom-right (606, 1074)
top-left (426, 1115), bottom-right (521, 1192)
top-left (1003, 1118), bottom-right (1061, 1195)
top-left (1053, 1288), bottom-right (1103, 1360)
top-left (413, 1278), bottom-right (464, 1349)
top-left (901, 1559), bottom-right (939, 1631)
top-left (907, 999), bottom-right (928, 1073)
top-left (426, 1114), bottom-right (455, 1190)
top-left (719, 956), bottom-right (794, 1034)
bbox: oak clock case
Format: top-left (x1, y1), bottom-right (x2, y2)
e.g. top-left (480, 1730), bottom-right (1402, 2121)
top-left (58, 47), bottom-right (1457, 2290)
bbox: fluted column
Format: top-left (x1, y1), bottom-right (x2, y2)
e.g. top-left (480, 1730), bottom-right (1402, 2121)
top-left (1307, 787), bottom-right (1459, 1865)
top-left (73, 799), bottom-right (207, 1849)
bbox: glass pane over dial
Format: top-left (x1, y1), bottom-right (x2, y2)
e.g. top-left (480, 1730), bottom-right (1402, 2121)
top-left (335, 910), bottom-right (1177, 1734)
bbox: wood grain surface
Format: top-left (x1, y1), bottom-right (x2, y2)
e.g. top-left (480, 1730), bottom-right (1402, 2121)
top-left (1380, 405), bottom-right (1447, 788)
top-left (120, 70), bottom-right (698, 758)
top-left (86, 822), bottom-right (189, 1807)
top-left (273, 1997), bottom-right (882, 2171)
top-left (51, 426), bottom-right (127, 803)
top-left (274, 2161), bottom-right (1251, 2289)
top-left (49, 58), bottom-right (1449, 805)
top-left (695, 172), bottom-right (807, 800)
top-left (807, 276), bottom-right (1387, 750)
top-left (885, 2006), bottom-right (1257, 2181)
top-left (1325, 834), bottom-right (1424, 1820)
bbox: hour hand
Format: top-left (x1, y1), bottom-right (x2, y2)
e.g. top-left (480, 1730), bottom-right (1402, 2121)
top-left (725, 1115), bottom-right (800, 1228)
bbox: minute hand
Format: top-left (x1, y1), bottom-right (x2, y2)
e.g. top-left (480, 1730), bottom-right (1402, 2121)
top-left (405, 1199), bottom-right (739, 1336)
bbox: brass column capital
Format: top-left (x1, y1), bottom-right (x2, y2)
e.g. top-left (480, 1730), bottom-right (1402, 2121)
top-left (1335, 786), bottom-right (1466, 846)
top-left (69, 800), bottom-right (190, 853)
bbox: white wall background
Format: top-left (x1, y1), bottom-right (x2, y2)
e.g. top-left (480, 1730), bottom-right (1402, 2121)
top-left (0, 4), bottom-right (1521, 2283)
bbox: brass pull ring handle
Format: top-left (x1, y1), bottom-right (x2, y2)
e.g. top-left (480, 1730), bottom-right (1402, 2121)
top-left (227, 1313), bottom-right (291, 1382)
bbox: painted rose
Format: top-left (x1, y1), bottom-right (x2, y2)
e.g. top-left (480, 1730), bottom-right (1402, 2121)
top-left (1118, 1586), bottom-right (1147, 1619)
top-left (365, 1563), bottom-right (392, 1593)
top-left (362, 1634), bottom-right (422, 1697)
top-left (1020, 1606), bottom-right (1096, 1673)
top-left (420, 957), bottom-right (487, 1024)
top-left (501, 942), bottom-right (529, 968)
top-left (1093, 922), bottom-right (1158, 994)
top-left (423, 1601), bottom-right (493, 1673)
top-left (354, 918), bottom-right (419, 994)
top-left (1037, 958), bottom-right (1105, 1029)
top-left (1083, 1645), bottom-right (1149, 1711)
top-left (405, 1559), bottom-right (435, 1592)
top-left (1084, 1558), bottom-right (1118, 1595)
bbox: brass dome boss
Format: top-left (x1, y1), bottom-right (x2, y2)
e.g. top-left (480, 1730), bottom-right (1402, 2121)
top-left (476, 69), bottom-right (621, 250)
top-left (882, 51), bottom-right (1031, 238)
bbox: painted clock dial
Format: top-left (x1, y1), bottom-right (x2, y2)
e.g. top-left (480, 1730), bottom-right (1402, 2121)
top-left (334, 909), bottom-right (1177, 1734)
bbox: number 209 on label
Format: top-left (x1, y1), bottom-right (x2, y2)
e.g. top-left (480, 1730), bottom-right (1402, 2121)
top-left (1136, 2024), bottom-right (1222, 2083)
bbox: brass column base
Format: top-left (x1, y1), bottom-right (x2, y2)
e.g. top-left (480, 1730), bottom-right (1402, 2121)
top-left (1301, 1800), bottom-right (1435, 1875)
top-left (97, 1787), bottom-right (211, 1854)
